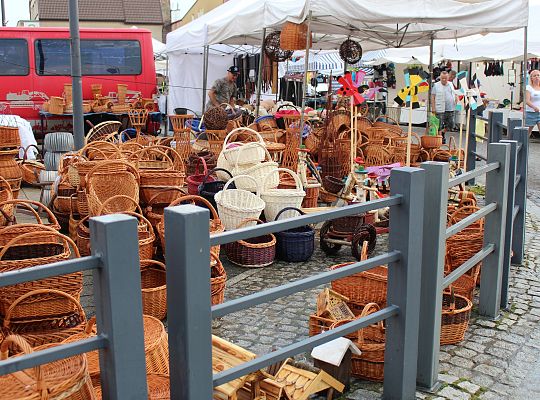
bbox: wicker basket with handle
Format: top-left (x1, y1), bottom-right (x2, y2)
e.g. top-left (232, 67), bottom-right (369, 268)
top-left (231, 143), bottom-right (279, 192)
top-left (156, 194), bottom-right (224, 256)
top-left (440, 288), bottom-right (473, 345)
top-left (141, 259), bottom-right (167, 320)
top-left (85, 160), bottom-right (140, 216)
top-left (260, 168), bottom-right (305, 222)
top-left (224, 218), bottom-right (276, 268)
top-left (1, 289), bottom-right (88, 348)
top-left (0, 334), bottom-right (95, 400)
top-left (210, 251), bottom-right (227, 305)
top-left (18, 145), bottom-right (44, 185)
top-left (0, 228), bottom-right (82, 316)
top-left (274, 207), bottom-right (314, 262)
top-left (214, 175), bottom-right (265, 231)
top-left (222, 127), bottom-right (266, 165)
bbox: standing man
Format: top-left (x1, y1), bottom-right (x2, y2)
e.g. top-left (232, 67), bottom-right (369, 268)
top-left (431, 70), bottom-right (458, 142)
top-left (206, 66), bottom-right (239, 110)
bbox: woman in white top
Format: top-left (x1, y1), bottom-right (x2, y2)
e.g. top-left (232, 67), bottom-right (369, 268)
top-left (525, 69), bottom-right (540, 137)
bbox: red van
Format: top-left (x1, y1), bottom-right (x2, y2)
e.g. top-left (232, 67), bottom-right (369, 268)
top-left (0, 27), bottom-right (157, 133)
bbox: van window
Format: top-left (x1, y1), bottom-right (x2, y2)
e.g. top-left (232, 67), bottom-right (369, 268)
top-left (0, 39), bottom-right (29, 76)
top-left (35, 39), bottom-right (142, 76)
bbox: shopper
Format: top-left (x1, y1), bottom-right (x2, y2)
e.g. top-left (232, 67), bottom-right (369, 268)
top-left (525, 69), bottom-right (540, 137)
top-left (206, 66), bottom-right (239, 109)
top-left (431, 71), bottom-right (458, 140)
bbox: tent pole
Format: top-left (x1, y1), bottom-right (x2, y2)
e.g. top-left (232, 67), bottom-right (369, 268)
top-left (165, 56), bottom-right (169, 135)
top-left (201, 45), bottom-right (209, 114)
top-left (522, 26), bottom-right (528, 123)
top-left (68, 0), bottom-right (84, 150)
top-left (255, 28), bottom-right (267, 118)
top-left (299, 11), bottom-right (312, 148)
top-left (427, 34), bottom-right (434, 118)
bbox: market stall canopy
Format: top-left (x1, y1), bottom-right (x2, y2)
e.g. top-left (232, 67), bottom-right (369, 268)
top-left (283, 50), bottom-right (374, 75)
top-left (166, 0), bottom-right (528, 54)
top-left (362, 47), bottom-right (439, 66)
top-left (439, 38), bottom-right (540, 61)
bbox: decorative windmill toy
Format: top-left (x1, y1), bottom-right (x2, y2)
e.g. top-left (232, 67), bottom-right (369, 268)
top-left (455, 71), bottom-right (480, 171)
top-left (394, 68), bottom-right (430, 166)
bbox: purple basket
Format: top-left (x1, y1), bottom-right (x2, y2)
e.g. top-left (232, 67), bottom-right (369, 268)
top-left (274, 207), bottom-right (315, 262)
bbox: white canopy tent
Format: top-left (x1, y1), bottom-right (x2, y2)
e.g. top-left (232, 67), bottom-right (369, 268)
top-left (165, 0), bottom-right (528, 120)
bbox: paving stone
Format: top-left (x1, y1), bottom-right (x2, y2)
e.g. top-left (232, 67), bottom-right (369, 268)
top-left (485, 346), bottom-right (513, 359)
top-left (456, 381), bottom-right (480, 394)
top-left (448, 356), bottom-right (475, 369)
top-left (476, 320), bottom-right (497, 328)
top-left (454, 348), bottom-right (478, 359)
top-left (438, 386), bottom-right (471, 400)
top-left (438, 373), bottom-right (460, 384)
top-left (473, 364), bottom-right (504, 377)
top-left (469, 374), bottom-right (495, 388)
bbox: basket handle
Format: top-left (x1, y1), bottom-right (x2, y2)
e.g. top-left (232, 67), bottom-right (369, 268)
top-left (120, 211), bottom-right (156, 241)
top-left (0, 199), bottom-right (59, 228)
top-left (130, 146), bottom-right (176, 171)
top-left (235, 217), bottom-right (264, 229)
top-left (0, 227), bottom-right (80, 260)
top-left (0, 335), bottom-right (46, 396)
top-left (374, 114), bottom-right (400, 127)
top-left (263, 168), bottom-right (301, 192)
top-left (192, 156), bottom-right (208, 176)
top-left (80, 141), bottom-right (120, 160)
top-left (233, 141), bottom-right (272, 169)
top-left (169, 194), bottom-right (219, 221)
top-left (97, 194), bottom-right (143, 216)
top-left (86, 159), bottom-right (140, 184)
top-left (201, 168), bottom-right (233, 186)
top-left (274, 206), bottom-right (304, 221)
top-left (21, 144), bottom-right (40, 163)
top-left (356, 302), bottom-right (385, 343)
top-left (141, 259), bottom-right (166, 272)
top-left (223, 174), bottom-right (261, 196)
top-left (4, 289), bottom-right (86, 327)
top-left (223, 127), bottom-right (264, 150)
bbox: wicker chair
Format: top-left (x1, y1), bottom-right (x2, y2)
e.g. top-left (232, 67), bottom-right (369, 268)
top-left (84, 121), bottom-right (122, 144)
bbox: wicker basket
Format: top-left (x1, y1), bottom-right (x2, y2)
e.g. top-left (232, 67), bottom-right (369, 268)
top-left (347, 303), bottom-right (386, 381)
top-left (330, 263), bottom-right (388, 307)
top-left (440, 289), bottom-right (473, 345)
top-left (0, 198), bottom-right (60, 230)
top-left (19, 145), bottom-right (45, 185)
top-left (224, 218), bottom-right (276, 268)
top-left (1, 289), bottom-right (88, 348)
top-left (187, 156), bottom-right (213, 195)
top-left (85, 160), bottom-right (140, 216)
top-left (157, 194), bottom-right (224, 256)
top-left (274, 207), bottom-right (314, 262)
top-left (0, 334), bottom-right (95, 400)
top-left (210, 252), bottom-right (227, 305)
top-left (231, 144), bottom-right (279, 192)
top-left (280, 21), bottom-right (312, 50)
top-left (222, 127), bottom-right (266, 165)
top-left (144, 188), bottom-right (185, 232)
top-left (203, 106), bottom-right (229, 130)
top-left (0, 229), bottom-right (82, 316)
top-left (260, 168), bottom-right (305, 222)
top-left (0, 176), bottom-right (13, 226)
top-left (214, 175), bottom-right (265, 231)
top-left (141, 260), bottom-right (167, 320)
top-left (0, 125), bottom-right (20, 148)
top-left (421, 135), bottom-right (443, 149)
top-left (48, 96), bottom-right (65, 114)
top-left (198, 168), bottom-right (234, 211)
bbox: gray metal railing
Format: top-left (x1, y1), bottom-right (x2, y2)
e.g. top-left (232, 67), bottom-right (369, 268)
top-left (0, 214), bottom-right (148, 400)
top-left (416, 142), bottom-right (511, 391)
top-left (164, 167), bottom-right (426, 400)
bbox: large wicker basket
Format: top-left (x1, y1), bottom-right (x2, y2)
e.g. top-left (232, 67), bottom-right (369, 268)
top-left (280, 21), bottom-right (312, 50)
top-left (221, 127), bottom-right (266, 166)
top-left (440, 289), bottom-right (473, 345)
top-left (141, 260), bottom-right (167, 320)
top-left (330, 263), bottom-right (388, 307)
top-left (261, 168), bottom-right (305, 222)
top-left (0, 335), bottom-right (95, 400)
top-left (214, 175), bottom-right (265, 231)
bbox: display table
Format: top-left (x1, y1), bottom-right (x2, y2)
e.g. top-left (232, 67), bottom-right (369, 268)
top-left (399, 106), bottom-right (427, 125)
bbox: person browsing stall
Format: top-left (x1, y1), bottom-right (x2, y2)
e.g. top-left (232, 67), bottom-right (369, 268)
top-left (431, 71), bottom-right (458, 141)
top-left (526, 69), bottom-right (540, 137)
top-left (206, 66), bottom-right (239, 109)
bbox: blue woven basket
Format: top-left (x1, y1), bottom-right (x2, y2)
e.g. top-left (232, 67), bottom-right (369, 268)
top-left (274, 207), bottom-right (315, 262)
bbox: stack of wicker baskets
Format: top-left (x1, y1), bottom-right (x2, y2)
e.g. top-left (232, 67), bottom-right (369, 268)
top-left (0, 124), bottom-right (22, 199)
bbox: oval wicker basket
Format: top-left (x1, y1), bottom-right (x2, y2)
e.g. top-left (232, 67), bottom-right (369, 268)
top-left (330, 262), bottom-right (388, 307)
top-left (224, 218), bottom-right (276, 268)
top-left (260, 168), bottom-right (305, 222)
top-left (231, 143), bottom-right (279, 192)
top-left (214, 175), bottom-right (265, 231)
top-left (420, 135), bottom-right (443, 149)
top-left (0, 334), bottom-right (95, 400)
top-left (222, 127), bottom-right (266, 165)
top-left (440, 289), bottom-right (473, 345)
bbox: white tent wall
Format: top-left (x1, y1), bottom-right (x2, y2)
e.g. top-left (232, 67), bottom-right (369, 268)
top-left (167, 52), bottom-right (234, 115)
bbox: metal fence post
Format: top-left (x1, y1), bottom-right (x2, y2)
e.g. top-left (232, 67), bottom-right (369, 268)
top-left (500, 139), bottom-right (518, 309)
top-left (488, 111), bottom-right (503, 143)
top-left (511, 127), bottom-right (529, 264)
top-left (479, 143), bottom-right (510, 319)
top-left (165, 204), bottom-right (213, 400)
top-left (90, 214), bottom-right (148, 399)
top-left (416, 162), bottom-right (448, 391)
top-left (383, 167), bottom-right (425, 400)
top-left (466, 109), bottom-right (477, 178)
top-left (507, 118), bottom-right (522, 140)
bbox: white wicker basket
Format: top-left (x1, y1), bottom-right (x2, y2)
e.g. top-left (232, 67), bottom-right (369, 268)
top-left (214, 175), bottom-right (265, 231)
top-left (231, 143), bottom-right (278, 192)
top-left (222, 127), bottom-right (266, 166)
top-left (261, 168), bottom-right (305, 221)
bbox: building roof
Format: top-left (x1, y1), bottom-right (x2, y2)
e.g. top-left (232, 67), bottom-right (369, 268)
top-left (37, 0), bottom-right (163, 25)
